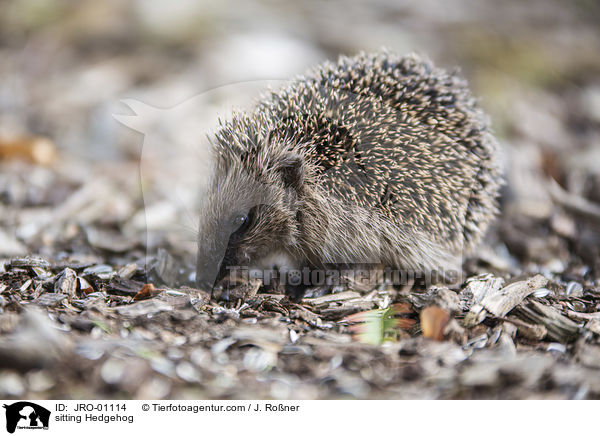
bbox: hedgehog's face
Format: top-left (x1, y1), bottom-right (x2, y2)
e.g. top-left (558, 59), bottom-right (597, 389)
top-left (195, 152), bottom-right (304, 292)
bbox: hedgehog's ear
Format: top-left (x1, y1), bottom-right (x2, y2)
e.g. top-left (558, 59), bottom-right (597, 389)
top-left (274, 153), bottom-right (304, 192)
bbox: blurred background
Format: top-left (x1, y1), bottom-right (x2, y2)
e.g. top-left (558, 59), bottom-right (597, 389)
top-left (1, 0), bottom-right (600, 274)
top-left (2, 0), bottom-right (600, 401)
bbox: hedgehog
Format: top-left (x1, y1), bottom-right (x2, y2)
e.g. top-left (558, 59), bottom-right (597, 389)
top-left (195, 50), bottom-right (502, 299)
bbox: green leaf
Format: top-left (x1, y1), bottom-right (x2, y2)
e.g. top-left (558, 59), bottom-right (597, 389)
top-left (344, 303), bottom-right (415, 345)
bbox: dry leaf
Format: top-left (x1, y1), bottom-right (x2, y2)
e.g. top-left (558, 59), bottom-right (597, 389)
top-left (0, 136), bottom-right (57, 165)
top-left (421, 306), bottom-right (450, 341)
top-left (134, 283), bottom-right (158, 301)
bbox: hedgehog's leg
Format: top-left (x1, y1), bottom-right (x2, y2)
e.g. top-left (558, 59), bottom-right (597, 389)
top-left (284, 263), bottom-right (341, 301)
top-left (280, 263), bottom-right (315, 301)
top-left (285, 283), bottom-right (308, 302)
top-left (280, 266), bottom-right (306, 301)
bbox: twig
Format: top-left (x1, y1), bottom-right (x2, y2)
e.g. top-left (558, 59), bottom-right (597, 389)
top-left (548, 178), bottom-right (600, 223)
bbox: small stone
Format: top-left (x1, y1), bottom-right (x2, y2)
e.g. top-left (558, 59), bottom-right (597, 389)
top-left (150, 357), bottom-right (175, 377)
top-left (135, 377), bottom-right (171, 400)
top-left (0, 371), bottom-right (25, 397)
top-left (26, 370), bottom-right (55, 392)
top-left (289, 329), bottom-right (300, 344)
top-left (166, 347), bottom-right (185, 361)
top-left (211, 337), bottom-right (236, 355)
top-left (118, 263), bottom-right (139, 279)
top-left (190, 348), bottom-right (211, 368)
top-left (100, 358), bottom-right (126, 385)
top-left (547, 343), bottom-right (567, 353)
top-left (176, 361), bottom-right (201, 383)
top-left (243, 347), bottom-right (277, 372)
top-left (576, 343), bottom-right (600, 369)
top-left (460, 363), bottom-right (499, 387)
top-left (533, 288), bottom-right (552, 298)
top-left (566, 281), bottom-right (583, 298)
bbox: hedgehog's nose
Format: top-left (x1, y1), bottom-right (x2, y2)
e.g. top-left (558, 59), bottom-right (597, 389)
top-left (195, 276), bottom-right (215, 293)
top-left (195, 254), bottom-right (223, 295)
top-left (196, 237), bottom-right (232, 298)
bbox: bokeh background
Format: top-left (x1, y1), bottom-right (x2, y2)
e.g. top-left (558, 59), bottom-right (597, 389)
top-left (2, 0), bottom-right (600, 154)
top-left (1, 0), bottom-right (600, 401)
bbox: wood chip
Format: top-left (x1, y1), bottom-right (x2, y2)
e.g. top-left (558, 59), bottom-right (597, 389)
top-left (19, 279), bottom-right (32, 294)
top-left (9, 256), bottom-right (50, 269)
top-left (115, 299), bottom-right (173, 317)
top-left (567, 310), bottom-right (600, 322)
top-left (575, 342), bottom-right (600, 369)
top-left (464, 275), bottom-right (547, 327)
top-left (55, 268), bottom-right (78, 299)
top-left (506, 317), bottom-right (547, 341)
top-left (515, 300), bottom-right (581, 342)
top-left (107, 276), bottom-right (144, 297)
top-left (548, 178), bottom-right (600, 223)
top-left (320, 300), bottom-right (375, 319)
top-left (117, 263), bottom-right (139, 279)
top-left (35, 293), bottom-right (67, 307)
top-left (302, 290), bottom-right (361, 307)
top-left (459, 274), bottom-right (505, 311)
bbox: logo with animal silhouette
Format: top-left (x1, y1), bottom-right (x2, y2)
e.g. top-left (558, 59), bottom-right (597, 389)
top-left (2, 402), bottom-right (50, 433)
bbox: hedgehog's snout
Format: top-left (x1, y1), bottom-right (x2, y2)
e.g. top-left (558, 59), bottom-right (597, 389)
top-left (196, 209), bottom-right (254, 293)
top-left (195, 240), bottom-right (226, 292)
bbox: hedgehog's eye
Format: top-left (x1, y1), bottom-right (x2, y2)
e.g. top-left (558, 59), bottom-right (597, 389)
top-left (231, 213), bottom-right (249, 233)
